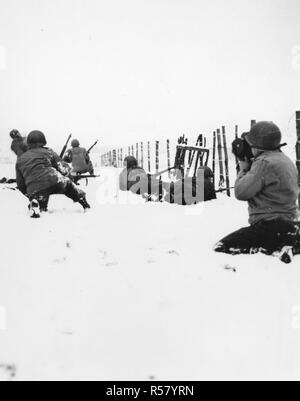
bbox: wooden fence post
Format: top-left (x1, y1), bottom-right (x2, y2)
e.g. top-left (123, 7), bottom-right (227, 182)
top-left (296, 111), bottom-right (300, 205)
top-left (141, 142), bottom-right (144, 168)
top-left (147, 141), bottom-right (151, 172)
top-left (113, 150), bottom-right (117, 167)
top-left (167, 139), bottom-right (171, 178)
top-left (222, 126), bottom-right (231, 197)
top-left (155, 141), bottom-right (160, 173)
top-left (217, 129), bottom-right (225, 189)
top-left (212, 131), bottom-right (216, 181)
top-left (235, 125), bottom-right (240, 174)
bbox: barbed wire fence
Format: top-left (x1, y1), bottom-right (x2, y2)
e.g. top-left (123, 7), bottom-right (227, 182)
top-left (99, 113), bottom-right (300, 197)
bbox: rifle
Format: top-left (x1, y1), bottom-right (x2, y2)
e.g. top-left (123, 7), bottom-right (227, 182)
top-left (152, 166), bottom-right (176, 178)
top-left (72, 174), bottom-right (100, 184)
top-left (87, 140), bottom-right (99, 155)
top-left (60, 134), bottom-right (72, 159)
top-left (216, 186), bottom-right (235, 194)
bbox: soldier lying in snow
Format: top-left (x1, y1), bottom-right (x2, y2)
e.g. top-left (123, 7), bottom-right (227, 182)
top-left (16, 131), bottom-right (91, 218)
top-left (119, 156), bottom-right (216, 205)
top-left (215, 121), bottom-right (300, 263)
top-left (63, 139), bottom-right (94, 175)
top-left (119, 156), bottom-right (147, 194)
top-left (164, 166), bottom-right (216, 205)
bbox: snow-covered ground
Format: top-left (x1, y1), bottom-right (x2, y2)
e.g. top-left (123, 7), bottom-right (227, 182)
top-left (1, 163), bottom-right (300, 381)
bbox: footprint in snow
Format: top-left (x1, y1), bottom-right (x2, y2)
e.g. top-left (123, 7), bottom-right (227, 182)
top-left (105, 261), bottom-right (119, 267)
top-left (98, 250), bottom-right (118, 267)
top-left (99, 250), bottom-right (108, 260)
top-left (53, 257), bottom-right (67, 264)
top-left (168, 250), bottom-right (180, 256)
top-left (0, 364), bottom-right (17, 381)
top-left (224, 265), bottom-right (237, 273)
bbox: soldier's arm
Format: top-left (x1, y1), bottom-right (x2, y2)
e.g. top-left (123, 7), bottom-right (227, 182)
top-left (63, 150), bottom-right (72, 164)
top-left (235, 159), bottom-right (267, 201)
top-left (51, 150), bottom-right (71, 176)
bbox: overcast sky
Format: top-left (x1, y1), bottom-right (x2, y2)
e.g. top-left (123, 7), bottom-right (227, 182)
top-left (0, 0), bottom-right (300, 153)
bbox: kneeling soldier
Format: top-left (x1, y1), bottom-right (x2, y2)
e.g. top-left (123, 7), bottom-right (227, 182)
top-left (64, 139), bottom-right (94, 175)
top-left (16, 131), bottom-right (91, 218)
top-left (214, 121), bottom-right (300, 263)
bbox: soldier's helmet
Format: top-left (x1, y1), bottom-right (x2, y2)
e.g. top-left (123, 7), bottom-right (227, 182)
top-left (245, 121), bottom-right (282, 151)
top-left (71, 139), bottom-right (80, 148)
top-left (197, 166), bottom-right (214, 179)
top-left (124, 156), bottom-right (138, 169)
top-left (27, 131), bottom-right (47, 147)
top-left (10, 129), bottom-right (22, 140)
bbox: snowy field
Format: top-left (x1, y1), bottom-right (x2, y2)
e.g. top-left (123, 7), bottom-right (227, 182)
top-left (1, 162), bottom-right (300, 381)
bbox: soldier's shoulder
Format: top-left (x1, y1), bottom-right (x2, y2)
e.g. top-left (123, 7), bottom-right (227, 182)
top-left (16, 149), bottom-right (30, 165)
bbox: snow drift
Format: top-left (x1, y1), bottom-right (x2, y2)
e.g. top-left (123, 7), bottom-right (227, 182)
top-left (1, 163), bottom-right (300, 380)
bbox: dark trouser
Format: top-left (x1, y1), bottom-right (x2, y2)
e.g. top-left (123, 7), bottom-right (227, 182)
top-left (215, 218), bottom-right (300, 256)
top-left (74, 161), bottom-right (94, 175)
top-left (29, 180), bottom-right (83, 211)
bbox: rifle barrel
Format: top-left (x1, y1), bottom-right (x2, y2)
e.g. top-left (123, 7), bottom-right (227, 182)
top-left (60, 134), bottom-right (72, 159)
top-left (87, 140), bottom-right (99, 154)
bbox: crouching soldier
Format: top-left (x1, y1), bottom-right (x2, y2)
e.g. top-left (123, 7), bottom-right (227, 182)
top-left (64, 139), bottom-right (94, 175)
top-left (16, 131), bottom-right (91, 218)
top-left (119, 156), bottom-right (148, 194)
top-left (10, 129), bottom-right (28, 157)
top-left (214, 121), bottom-right (300, 264)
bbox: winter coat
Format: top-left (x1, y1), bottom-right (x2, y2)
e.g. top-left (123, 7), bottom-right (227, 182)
top-left (235, 150), bottom-right (299, 225)
top-left (64, 147), bottom-right (93, 174)
top-left (119, 166), bottom-right (148, 194)
top-left (11, 137), bottom-right (28, 157)
top-left (16, 147), bottom-right (70, 196)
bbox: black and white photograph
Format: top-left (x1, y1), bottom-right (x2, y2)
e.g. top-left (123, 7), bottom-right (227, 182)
top-left (1, 0), bottom-right (300, 384)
